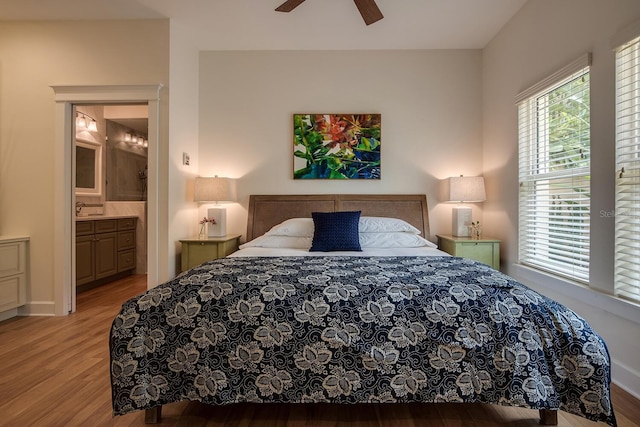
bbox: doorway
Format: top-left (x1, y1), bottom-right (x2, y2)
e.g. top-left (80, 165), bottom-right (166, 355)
top-left (73, 104), bottom-right (149, 302)
top-left (52, 84), bottom-right (164, 315)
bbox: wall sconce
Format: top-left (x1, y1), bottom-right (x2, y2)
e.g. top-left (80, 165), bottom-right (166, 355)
top-left (443, 175), bottom-right (486, 237)
top-left (194, 176), bottom-right (237, 237)
top-left (76, 112), bottom-right (98, 132)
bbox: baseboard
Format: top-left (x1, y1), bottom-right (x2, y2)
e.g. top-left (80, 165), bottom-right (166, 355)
top-left (0, 308), bottom-right (18, 322)
top-left (612, 360), bottom-right (640, 400)
top-left (17, 301), bottom-right (56, 316)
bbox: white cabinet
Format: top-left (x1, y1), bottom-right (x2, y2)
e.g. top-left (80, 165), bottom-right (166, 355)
top-left (0, 237), bottom-right (29, 313)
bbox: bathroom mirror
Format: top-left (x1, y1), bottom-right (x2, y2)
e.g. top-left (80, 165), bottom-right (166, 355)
top-left (75, 139), bottom-right (102, 196)
top-left (105, 119), bottom-right (148, 201)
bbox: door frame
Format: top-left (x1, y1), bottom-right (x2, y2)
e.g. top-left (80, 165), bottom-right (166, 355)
top-left (51, 85), bottom-right (163, 314)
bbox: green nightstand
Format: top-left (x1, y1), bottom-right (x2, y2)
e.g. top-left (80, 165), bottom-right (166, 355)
top-left (179, 234), bottom-right (241, 272)
top-left (436, 234), bottom-right (501, 270)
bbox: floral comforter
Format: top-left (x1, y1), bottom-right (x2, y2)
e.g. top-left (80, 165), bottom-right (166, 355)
top-left (110, 256), bottom-right (616, 425)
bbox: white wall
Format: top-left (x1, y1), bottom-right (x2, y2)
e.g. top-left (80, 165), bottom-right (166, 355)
top-left (0, 20), bottom-right (170, 314)
top-left (198, 50), bottom-right (484, 242)
top-left (483, 0), bottom-right (640, 397)
top-left (167, 21), bottom-right (201, 276)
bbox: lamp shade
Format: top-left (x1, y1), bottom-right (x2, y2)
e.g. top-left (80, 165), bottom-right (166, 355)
top-left (445, 175), bottom-right (486, 203)
top-left (194, 176), bottom-right (236, 203)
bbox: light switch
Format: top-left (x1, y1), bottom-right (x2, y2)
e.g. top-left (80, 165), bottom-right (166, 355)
top-left (182, 152), bottom-right (190, 165)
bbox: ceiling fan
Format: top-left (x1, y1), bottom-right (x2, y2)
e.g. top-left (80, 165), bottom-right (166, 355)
top-left (275, 0), bottom-right (384, 26)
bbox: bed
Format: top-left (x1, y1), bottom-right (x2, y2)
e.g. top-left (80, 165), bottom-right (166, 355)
top-left (110, 194), bottom-right (616, 426)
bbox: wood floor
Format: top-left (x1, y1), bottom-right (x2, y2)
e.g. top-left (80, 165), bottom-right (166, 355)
top-left (0, 274), bottom-right (638, 427)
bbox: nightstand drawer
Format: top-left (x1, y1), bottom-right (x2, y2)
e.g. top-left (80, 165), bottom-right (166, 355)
top-left (179, 234), bottom-right (241, 272)
top-left (186, 242), bottom-right (224, 266)
top-left (436, 234), bottom-right (501, 270)
top-left (457, 242), bottom-right (497, 267)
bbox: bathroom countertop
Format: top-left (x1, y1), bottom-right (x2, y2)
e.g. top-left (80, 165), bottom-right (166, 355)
top-left (75, 215), bottom-right (138, 221)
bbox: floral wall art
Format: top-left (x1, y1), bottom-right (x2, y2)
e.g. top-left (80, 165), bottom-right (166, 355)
top-left (293, 114), bottom-right (381, 179)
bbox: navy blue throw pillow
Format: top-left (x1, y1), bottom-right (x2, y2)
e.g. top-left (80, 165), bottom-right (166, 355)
top-left (310, 211), bottom-right (362, 252)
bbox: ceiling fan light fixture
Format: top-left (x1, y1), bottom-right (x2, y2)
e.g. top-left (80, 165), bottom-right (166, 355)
top-left (353, 0), bottom-right (384, 25)
top-left (275, 0), bottom-right (383, 25)
top-left (275, 0), bottom-right (306, 13)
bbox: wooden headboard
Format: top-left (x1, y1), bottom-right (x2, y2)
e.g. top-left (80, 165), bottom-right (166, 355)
top-left (246, 194), bottom-right (430, 241)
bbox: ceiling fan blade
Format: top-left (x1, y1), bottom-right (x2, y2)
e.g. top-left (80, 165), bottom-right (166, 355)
top-left (353, 0), bottom-right (384, 25)
top-left (275, 0), bottom-right (306, 13)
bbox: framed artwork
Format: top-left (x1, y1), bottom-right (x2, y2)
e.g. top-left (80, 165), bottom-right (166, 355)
top-left (293, 114), bottom-right (381, 179)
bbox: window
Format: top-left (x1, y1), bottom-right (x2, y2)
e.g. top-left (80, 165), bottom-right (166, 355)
top-left (615, 36), bottom-right (640, 303)
top-left (517, 55), bottom-right (591, 283)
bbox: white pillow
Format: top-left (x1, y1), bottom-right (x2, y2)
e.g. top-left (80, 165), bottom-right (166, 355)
top-left (359, 232), bottom-right (437, 248)
top-left (265, 216), bottom-right (421, 237)
top-left (240, 232), bottom-right (436, 250)
top-left (359, 217), bottom-right (421, 234)
top-left (265, 218), bottom-right (314, 237)
top-left (240, 235), bottom-right (312, 249)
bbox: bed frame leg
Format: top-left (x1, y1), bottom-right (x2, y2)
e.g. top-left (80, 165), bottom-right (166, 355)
top-left (145, 406), bottom-right (162, 424)
top-left (539, 409), bottom-right (558, 425)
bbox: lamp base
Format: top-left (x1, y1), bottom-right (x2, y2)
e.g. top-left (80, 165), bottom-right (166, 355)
top-left (207, 206), bottom-right (227, 237)
top-left (452, 206), bottom-right (472, 237)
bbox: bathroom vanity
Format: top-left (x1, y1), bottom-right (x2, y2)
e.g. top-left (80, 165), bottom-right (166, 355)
top-left (75, 216), bottom-right (137, 291)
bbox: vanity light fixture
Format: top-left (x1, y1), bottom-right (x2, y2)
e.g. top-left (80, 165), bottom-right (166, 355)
top-left (76, 113), bottom-right (86, 129)
top-left (76, 112), bottom-right (98, 132)
top-left (87, 117), bottom-right (98, 132)
top-left (123, 132), bottom-right (148, 147)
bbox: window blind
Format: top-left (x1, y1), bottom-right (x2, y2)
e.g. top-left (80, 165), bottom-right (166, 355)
top-left (615, 36), bottom-right (640, 303)
top-left (518, 65), bottom-right (591, 283)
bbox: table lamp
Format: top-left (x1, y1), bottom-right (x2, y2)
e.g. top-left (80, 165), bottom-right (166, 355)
top-left (194, 176), bottom-right (236, 237)
top-left (444, 175), bottom-right (486, 237)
